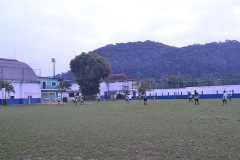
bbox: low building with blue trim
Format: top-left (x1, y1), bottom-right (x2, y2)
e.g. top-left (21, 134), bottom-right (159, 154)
top-left (0, 58), bottom-right (41, 105)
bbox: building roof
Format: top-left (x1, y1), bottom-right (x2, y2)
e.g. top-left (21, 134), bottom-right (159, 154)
top-left (0, 58), bottom-right (39, 82)
top-left (38, 76), bottom-right (63, 81)
top-left (102, 74), bottom-right (139, 82)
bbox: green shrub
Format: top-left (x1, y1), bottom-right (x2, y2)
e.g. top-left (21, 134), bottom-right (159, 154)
top-left (63, 97), bottom-right (68, 102)
top-left (2, 99), bottom-right (7, 105)
top-left (117, 94), bottom-right (122, 99)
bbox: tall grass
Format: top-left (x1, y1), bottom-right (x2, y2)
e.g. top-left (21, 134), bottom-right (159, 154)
top-left (1, 99), bottom-right (240, 160)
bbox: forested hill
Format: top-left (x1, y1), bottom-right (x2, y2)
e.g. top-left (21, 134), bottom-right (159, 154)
top-left (88, 40), bottom-right (240, 79)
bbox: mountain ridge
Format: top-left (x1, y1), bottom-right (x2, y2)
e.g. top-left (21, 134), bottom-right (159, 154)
top-left (57, 40), bottom-right (240, 84)
top-left (89, 40), bottom-right (240, 79)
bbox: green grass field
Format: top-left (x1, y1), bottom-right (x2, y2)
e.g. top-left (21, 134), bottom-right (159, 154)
top-left (1, 99), bottom-right (240, 160)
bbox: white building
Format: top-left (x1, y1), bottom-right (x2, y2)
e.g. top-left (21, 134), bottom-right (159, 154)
top-left (60, 80), bottom-right (81, 100)
top-left (100, 74), bottom-right (139, 99)
top-left (0, 58), bottom-right (41, 105)
top-left (60, 74), bottom-right (140, 100)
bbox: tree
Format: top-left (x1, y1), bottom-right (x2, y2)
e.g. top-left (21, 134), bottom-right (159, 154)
top-left (58, 81), bottom-right (72, 98)
top-left (168, 75), bottom-right (183, 88)
top-left (121, 85), bottom-right (130, 95)
top-left (70, 52), bottom-right (111, 96)
top-left (0, 81), bottom-right (15, 105)
top-left (138, 81), bottom-right (149, 95)
top-left (121, 80), bottom-right (139, 96)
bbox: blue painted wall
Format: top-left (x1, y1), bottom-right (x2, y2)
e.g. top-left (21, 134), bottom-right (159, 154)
top-left (148, 93), bottom-right (240, 99)
top-left (0, 98), bottom-right (41, 105)
top-left (109, 93), bottom-right (240, 100)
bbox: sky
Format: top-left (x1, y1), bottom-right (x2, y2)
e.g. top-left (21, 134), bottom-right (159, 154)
top-left (1, 0), bottom-right (240, 77)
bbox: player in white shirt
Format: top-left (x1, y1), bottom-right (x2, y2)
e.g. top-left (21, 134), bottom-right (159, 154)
top-left (222, 90), bottom-right (228, 106)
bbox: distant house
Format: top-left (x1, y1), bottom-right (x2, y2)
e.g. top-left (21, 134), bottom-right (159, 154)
top-left (61, 80), bottom-right (81, 100)
top-left (100, 74), bottom-right (140, 99)
top-left (0, 58), bottom-right (41, 105)
top-left (38, 77), bottom-right (59, 101)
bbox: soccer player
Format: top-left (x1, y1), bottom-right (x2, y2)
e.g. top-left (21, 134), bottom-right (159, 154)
top-left (97, 94), bottom-right (101, 103)
top-left (80, 95), bottom-right (85, 106)
top-left (228, 90), bottom-right (232, 102)
top-left (128, 94), bottom-right (132, 103)
top-left (113, 94), bottom-right (117, 102)
top-left (143, 94), bottom-right (148, 105)
top-left (57, 96), bottom-right (61, 104)
top-left (194, 90), bottom-right (199, 107)
top-left (188, 92), bottom-right (193, 102)
top-left (74, 96), bottom-right (78, 105)
top-left (222, 90), bottom-right (228, 106)
top-left (138, 95), bottom-right (141, 101)
top-left (125, 94), bottom-right (129, 103)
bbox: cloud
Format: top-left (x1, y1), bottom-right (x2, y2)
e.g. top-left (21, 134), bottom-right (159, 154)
top-left (0, 0), bottom-right (240, 76)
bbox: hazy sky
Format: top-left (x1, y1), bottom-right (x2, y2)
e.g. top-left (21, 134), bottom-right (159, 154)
top-left (1, 0), bottom-right (240, 77)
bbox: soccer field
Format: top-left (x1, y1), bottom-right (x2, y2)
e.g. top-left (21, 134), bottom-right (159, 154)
top-left (1, 99), bottom-right (240, 160)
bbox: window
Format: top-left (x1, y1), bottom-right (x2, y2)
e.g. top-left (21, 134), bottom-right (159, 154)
top-left (42, 82), bottom-right (46, 89)
top-left (69, 93), bottom-right (74, 97)
top-left (52, 81), bottom-right (56, 86)
top-left (10, 96), bottom-right (14, 99)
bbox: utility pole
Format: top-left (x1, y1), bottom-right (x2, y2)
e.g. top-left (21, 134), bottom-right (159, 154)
top-left (121, 63), bottom-right (123, 74)
top-left (208, 74), bottom-right (209, 86)
top-left (51, 58), bottom-right (56, 78)
top-left (14, 46), bottom-right (15, 59)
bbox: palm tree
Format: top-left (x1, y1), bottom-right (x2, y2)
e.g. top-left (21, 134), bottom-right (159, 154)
top-left (0, 81), bottom-right (15, 105)
top-left (58, 81), bottom-right (72, 98)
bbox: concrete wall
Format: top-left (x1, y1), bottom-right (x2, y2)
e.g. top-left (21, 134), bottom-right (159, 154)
top-left (53, 81), bottom-right (240, 100)
top-left (0, 82), bottom-right (41, 105)
top-left (146, 85), bottom-right (240, 99)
